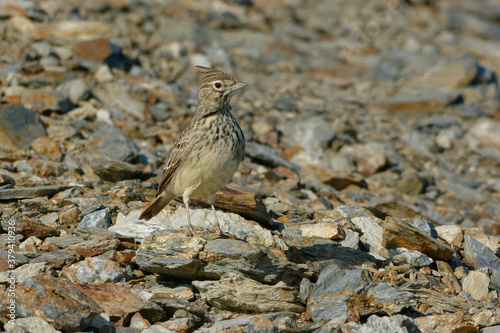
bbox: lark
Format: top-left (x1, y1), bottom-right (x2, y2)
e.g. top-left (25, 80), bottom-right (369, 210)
top-left (139, 66), bottom-right (247, 235)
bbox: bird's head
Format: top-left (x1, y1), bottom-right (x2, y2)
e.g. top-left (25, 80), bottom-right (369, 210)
top-left (196, 66), bottom-right (247, 109)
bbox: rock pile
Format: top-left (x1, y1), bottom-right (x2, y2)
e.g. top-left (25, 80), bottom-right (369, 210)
top-left (0, 0), bottom-right (499, 332)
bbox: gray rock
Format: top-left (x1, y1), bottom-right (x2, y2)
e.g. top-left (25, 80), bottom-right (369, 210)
top-left (245, 141), bottom-right (300, 173)
top-left (92, 83), bottom-right (146, 120)
top-left (62, 257), bottom-right (126, 284)
top-left (311, 261), bottom-right (372, 300)
top-left (0, 185), bottom-right (80, 201)
top-left (30, 250), bottom-right (78, 269)
top-left (45, 236), bottom-right (85, 249)
top-left (407, 216), bottom-right (438, 238)
top-left (389, 248), bottom-right (434, 268)
top-left (0, 249), bottom-right (28, 268)
top-left (0, 262), bottom-right (56, 284)
top-left (0, 105), bottom-right (47, 150)
top-left (79, 208), bottom-right (112, 229)
top-left (333, 205), bottom-right (386, 258)
top-left (193, 272), bottom-right (305, 313)
top-left (56, 78), bottom-right (89, 104)
top-left (195, 313), bottom-right (297, 333)
top-left (134, 230), bottom-right (304, 284)
top-left (4, 316), bottom-right (61, 333)
top-left (148, 101), bottom-right (172, 121)
top-left (87, 155), bottom-right (155, 182)
top-left (463, 236), bottom-right (500, 290)
top-left (274, 96), bottom-right (298, 112)
top-left (88, 126), bottom-right (139, 162)
top-left (309, 294), bottom-right (351, 323)
top-left (365, 283), bottom-right (417, 315)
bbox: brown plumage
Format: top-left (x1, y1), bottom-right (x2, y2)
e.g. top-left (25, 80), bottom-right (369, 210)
top-left (139, 66), bottom-right (247, 235)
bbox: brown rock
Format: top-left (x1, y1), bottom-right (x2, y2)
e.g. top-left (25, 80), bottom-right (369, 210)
top-left (74, 283), bottom-right (145, 317)
top-left (436, 261), bottom-right (461, 293)
top-left (74, 38), bottom-right (113, 62)
top-left (435, 225), bottom-right (463, 249)
top-left (413, 314), bottom-right (476, 333)
top-left (381, 217), bottom-right (454, 261)
top-left (32, 136), bottom-right (62, 160)
top-left (16, 219), bottom-right (59, 239)
top-left (0, 274), bottom-right (103, 331)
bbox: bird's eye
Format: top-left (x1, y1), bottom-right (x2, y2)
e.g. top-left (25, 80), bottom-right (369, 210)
top-left (214, 82), bottom-right (222, 89)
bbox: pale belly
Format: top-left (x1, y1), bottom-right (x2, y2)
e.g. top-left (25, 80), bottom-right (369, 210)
top-left (170, 143), bottom-right (242, 199)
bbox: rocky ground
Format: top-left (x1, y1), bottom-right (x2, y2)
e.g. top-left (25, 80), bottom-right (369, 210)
top-left (0, 0), bottom-right (500, 332)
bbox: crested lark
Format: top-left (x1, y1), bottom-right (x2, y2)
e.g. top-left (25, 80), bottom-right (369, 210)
top-left (139, 66), bottom-right (247, 235)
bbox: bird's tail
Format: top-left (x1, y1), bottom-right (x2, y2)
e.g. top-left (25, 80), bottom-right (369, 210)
top-left (139, 192), bottom-right (176, 220)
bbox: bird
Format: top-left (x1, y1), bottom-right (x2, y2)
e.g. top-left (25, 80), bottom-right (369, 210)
top-left (139, 66), bottom-right (247, 235)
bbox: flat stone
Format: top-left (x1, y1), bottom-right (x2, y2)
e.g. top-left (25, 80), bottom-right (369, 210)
top-left (0, 274), bottom-right (103, 331)
top-left (45, 236), bottom-right (85, 249)
top-left (381, 217), bottom-right (454, 261)
top-left (298, 222), bottom-right (345, 240)
top-left (30, 250), bottom-right (78, 269)
top-left (87, 155), bottom-right (155, 182)
top-left (0, 185), bottom-right (80, 201)
top-left (245, 141), bottom-right (300, 174)
top-left (0, 104), bottom-right (46, 150)
top-left (134, 230), bottom-right (303, 285)
top-left (413, 314), bottom-right (476, 333)
top-left (74, 283), bottom-right (145, 317)
top-left (0, 262), bottom-right (56, 284)
top-left (62, 256), bottom-right (126, 284)
top-left (193, 272), bottom-right (305, 313)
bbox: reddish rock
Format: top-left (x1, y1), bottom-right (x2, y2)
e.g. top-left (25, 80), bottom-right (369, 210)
top-left (74, 38), bottom-right (113, 63)
top-left (0, 274), bottom-right (103, 331)
top-left (74, 283), bottom-right (145, 317)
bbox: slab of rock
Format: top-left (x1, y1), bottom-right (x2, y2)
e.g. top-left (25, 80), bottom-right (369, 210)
top-left (134, 230), bottom-right (304, 285)
top-left (0, 262), bottom-right (56, 283)
top-left (193, 272), bottom-right (305, 313)
top-left (87, 155), bottom-right (155, 182)
top-left (297, 222), bottom-right (345, 240)
top-left (92, 83), bottom-right (146, 120)
top-left (0, 274), bottom-right (103, 331)
top-left (62, 257), bottom-right (126, 284)
top-left (30, 250), bottom-right (78, 269)
top-left (381, 217), bottom-right (454, 261)
top-left (436, 261), bottom-right (462, 293)
top-left (0, 185), bottom-right (80, 201)
top-left (74, 283), bottom-right (145, 317)
top-left (245, 141), bottom-right (300, 174)
top-left (413, 314), bottom-right (476, 333)
top-left (0, 104), bottom-right (47, 150)
top-left (389, 248), bottom-right (434, 268)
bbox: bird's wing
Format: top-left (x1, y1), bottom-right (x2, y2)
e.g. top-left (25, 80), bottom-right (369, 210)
top-left (157, 128), bottom-right (191, 194)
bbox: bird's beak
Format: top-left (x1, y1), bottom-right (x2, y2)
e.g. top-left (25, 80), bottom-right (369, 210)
top-left (230, 82), bottom-right (248, 91)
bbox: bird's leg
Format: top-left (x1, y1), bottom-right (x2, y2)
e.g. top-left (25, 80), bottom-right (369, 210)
top-left (211, 203), bottom-right (223, 235)
top-left (183, 196), bottom-right (196, 236)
